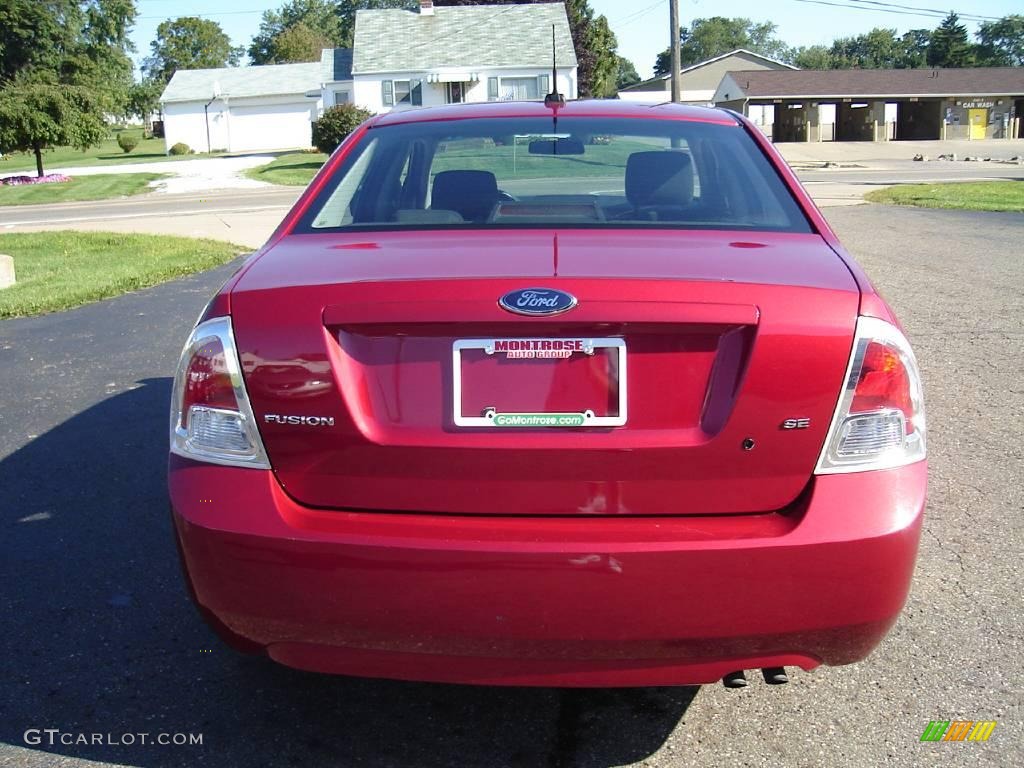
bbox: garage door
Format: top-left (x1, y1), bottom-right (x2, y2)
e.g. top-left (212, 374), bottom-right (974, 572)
top-left (228, 102), bottom-right (314, 152)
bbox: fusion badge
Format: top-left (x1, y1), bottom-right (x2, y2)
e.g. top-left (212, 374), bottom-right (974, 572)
top-left (499, 288), bottom-right (577, 317)
top-left (264, 414), bottom-right (335, 426)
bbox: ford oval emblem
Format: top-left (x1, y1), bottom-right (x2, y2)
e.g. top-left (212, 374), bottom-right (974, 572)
top-left (499, 288), bottom-right (577, 317)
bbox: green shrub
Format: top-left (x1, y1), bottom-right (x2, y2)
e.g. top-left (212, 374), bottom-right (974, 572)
top-left (117, 133), bottom-right (139, 153)
top-left (168, 142), bottom-right (191, 156)
top-left (312, 104), bottom-right (373, 154)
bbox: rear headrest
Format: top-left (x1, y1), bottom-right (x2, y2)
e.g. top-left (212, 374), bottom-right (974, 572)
top-left (625, 151), bottom-right (694, 208)
top-left (431, 170), bottom-right (498, 222)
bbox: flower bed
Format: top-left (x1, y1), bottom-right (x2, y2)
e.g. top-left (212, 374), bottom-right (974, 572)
top-left (1, 174), bottom-right (72, 186)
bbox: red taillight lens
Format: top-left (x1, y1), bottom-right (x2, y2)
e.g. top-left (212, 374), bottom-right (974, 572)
top-left (170, 317), bottom-right (269, 469)
top-left (181, 338), bottom-right (237, 427)
top-left (816, 317), bottom-right (925, 474)
top-left (849, 341), bottom-right (915, 430)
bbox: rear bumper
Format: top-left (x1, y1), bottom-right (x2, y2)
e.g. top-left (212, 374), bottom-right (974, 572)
top-left (169, 456), bottom-right (925, 687)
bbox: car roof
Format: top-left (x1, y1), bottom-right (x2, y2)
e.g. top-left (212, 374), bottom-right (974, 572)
top-left (370, 99), bottom-right (739, 127)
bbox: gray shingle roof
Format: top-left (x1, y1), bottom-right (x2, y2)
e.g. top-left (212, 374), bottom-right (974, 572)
top-left (321, 48), bottom-right (354, 83)
top-left (160, 62), bottom-right (323, 104)
top-left (352, 3), bottom-right (576, 74)
top-left (723, 67), bottom-right (1024, 99)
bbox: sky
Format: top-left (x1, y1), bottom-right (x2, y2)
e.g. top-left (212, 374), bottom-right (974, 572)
top-left (129, 0), bottom-right (1022, 79)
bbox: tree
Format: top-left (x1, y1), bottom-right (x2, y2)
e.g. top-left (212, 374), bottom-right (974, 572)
top-left (976, 15), bottom-right (1024, 66)
top-left (0, 74), bottom-right (108, 176)
top-left (927, 12), bottom-right (974, 68)
top-left (654, 17), bottom-right (790, 76)
top-left (615, 57), bottom-right (641, 90)
top-left (897, 29), bottom-right (931, 68)
top-left (272, 21), bottom-right (334, 62)
top-left (583, 11), bottom-right (619, 97)
top-left (792, 45), bottom-right (833, 69)
top-left (0, 0), bottom-right (78, 84)
top-left (786, 14), bottom-right (1021, 70)
top-left (62, 0), bottom-right (137, 115)
top-left (558, 0), bottom-right (619, 98)
top-left (0, 1), bottom-right (137, 175)
top-left (1, 1), bottom-right (136, 113)
top-left (249, 0), bottom-right (348, 64)
top-left (829, 28), bottom-right (911, 69)
top-left (143, 17), bottom-right (243, 85)
top-left (128, 78), bottom-right (164, 128)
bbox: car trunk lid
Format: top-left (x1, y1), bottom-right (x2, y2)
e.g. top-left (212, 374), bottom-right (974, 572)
top-left (231, 230), bottom-right (858, 516)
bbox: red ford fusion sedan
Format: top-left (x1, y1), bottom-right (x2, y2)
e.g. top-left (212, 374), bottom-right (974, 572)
top-left (169, 100), bottom-right (926, 688)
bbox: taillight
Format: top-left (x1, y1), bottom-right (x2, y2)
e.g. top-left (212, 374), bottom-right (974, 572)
top-left (169, 317), bottom-right (269, 469)
top-left (815, 316), bottom-right (926, 474)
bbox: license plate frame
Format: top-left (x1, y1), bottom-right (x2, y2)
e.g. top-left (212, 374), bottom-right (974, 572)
top-left (452, 337), bottom-right (627, 428)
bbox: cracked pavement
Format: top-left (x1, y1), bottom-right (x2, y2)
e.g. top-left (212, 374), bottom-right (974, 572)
top-left (0, 204), bottom-right (1021, 767)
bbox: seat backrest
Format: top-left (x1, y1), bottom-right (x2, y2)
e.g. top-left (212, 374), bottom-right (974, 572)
top-left (625, 151), bottom-right (694, 209)
top-left (394, 209), bottom-right (465, 224)
top-left (431, 170), bottom-right (498, 222)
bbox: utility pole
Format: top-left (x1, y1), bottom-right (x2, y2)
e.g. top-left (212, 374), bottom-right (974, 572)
top-left (669, 0), bottom-right (681, 102)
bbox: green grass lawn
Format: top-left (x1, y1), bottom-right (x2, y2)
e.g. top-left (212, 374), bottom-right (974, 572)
top-left (0, 127), bottom-right (220, 173)
top-left (246, 152), bottom-right (328, 186)
top-left (246, 140), bottom-right (657, 187)
top-left (0, 173), bottom-right (165, 206)
top-left (865, 181), bottom-right (1024, 212)
top-left (0, 232), bottom-right (246, 318)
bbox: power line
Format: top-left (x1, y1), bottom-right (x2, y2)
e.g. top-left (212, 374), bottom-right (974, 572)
top-left (845, 0), bottom-right (1000, 22)
top-left (137, 10), bottom-right (266, 20)
top-left (610, 0), bottom-right (665, 28)
top-left (789, 0), bottom-right (1000, 24)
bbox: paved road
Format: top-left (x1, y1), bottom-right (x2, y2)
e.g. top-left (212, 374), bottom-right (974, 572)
top-left (0, 187), bottom-right (302, 228)
top-left (0, 188), bottom-right (302, 248)
top-left (799, 160), bottom-right (1024, 191)
top-left (0, 205), bottom-right (1022, 768)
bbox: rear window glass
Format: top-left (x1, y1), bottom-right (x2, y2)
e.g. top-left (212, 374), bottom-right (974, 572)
top-left (298, 116), bottom-right (812, 234)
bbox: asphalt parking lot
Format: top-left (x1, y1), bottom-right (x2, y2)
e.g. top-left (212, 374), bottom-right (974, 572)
top-left (0, 204), bottom-right (1021, 768)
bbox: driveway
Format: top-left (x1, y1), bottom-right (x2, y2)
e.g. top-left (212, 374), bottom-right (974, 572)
top-left (0, 205), bottom-right (1021, 767)
top-left (1, 155), bottom-right (277, 195)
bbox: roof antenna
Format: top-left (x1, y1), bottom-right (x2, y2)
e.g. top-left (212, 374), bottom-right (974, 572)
top-left (544, 24), bottom-right (564, 108)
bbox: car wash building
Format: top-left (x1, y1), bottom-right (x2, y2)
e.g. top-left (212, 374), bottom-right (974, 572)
top-left (713, 68), bottom-right (1024, 142)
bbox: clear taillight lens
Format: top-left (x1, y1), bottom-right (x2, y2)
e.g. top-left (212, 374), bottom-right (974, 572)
top-left (169, 317), bottom-right (270, 469)
top-left (816, 316), bottom-right (926, 474)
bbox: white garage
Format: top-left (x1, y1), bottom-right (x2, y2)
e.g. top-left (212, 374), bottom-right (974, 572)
top-left (160, 62), bottom-right (323, 154)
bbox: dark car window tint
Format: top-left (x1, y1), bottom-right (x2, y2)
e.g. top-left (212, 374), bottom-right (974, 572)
top-left (300, 117), bottom-right (812, 234)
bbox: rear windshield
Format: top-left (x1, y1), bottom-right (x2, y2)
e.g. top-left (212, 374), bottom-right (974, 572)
top-left (297, 116), bottom-right (812, 234)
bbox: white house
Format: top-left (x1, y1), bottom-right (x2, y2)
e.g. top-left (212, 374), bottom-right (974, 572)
top-left (321, 48), bottom-right (354, 108)
top-left (160, 62), bottom-right (323, 153)
top-left (159, 0), bottom-right (577, 154)
top-left (346, 0), bottom-right (577, 113)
